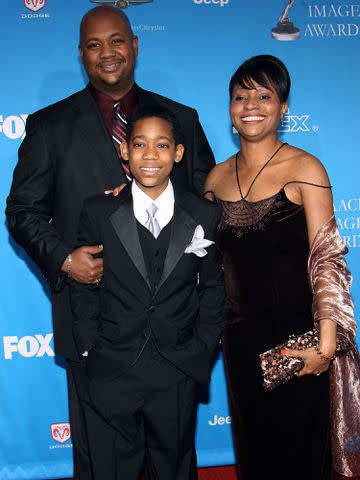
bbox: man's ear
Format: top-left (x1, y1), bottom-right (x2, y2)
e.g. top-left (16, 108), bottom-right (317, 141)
top-left (133, 35), bottom-right (139, 58)
top-left (79, 46), bottom-right (83, 63)
top-left (120, 142), bottom-right (129, 161)
top-left (174, 144), bottom-right (184, 164)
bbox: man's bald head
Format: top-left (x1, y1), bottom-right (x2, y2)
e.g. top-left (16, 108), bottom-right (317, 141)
top-left (79, 5), bottom-right (138, 99)
top-left (79, 6), bottom-right (133, 47)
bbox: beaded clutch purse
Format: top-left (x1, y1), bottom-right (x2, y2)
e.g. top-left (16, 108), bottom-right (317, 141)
top-left (259, 329), bottom-right (350, 392)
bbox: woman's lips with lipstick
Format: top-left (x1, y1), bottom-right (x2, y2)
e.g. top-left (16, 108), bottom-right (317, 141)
top-left (241, 116), bottom-right (265, 122)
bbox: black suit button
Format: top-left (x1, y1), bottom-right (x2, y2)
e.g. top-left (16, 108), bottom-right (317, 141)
top-left (154, 251), bottom-right (159, 257)
top-left (148, 306), bottom-right (155, 312)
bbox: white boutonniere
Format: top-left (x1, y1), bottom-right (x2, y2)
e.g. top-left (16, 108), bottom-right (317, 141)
top-left (184, 225), bottom-right (214, 258)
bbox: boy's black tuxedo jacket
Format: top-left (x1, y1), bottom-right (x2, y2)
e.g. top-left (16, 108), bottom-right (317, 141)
top-left (5, 85), bottom-right (215, 359)
top-left (70, 185), bottom-right (225, 385)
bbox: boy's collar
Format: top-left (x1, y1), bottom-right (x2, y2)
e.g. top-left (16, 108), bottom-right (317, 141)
top-left (131, 179), bottom-right (174, 204)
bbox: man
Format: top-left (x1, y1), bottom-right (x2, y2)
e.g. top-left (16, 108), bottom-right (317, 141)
top-left (5, 6), bottom-right (214, 479)
top-left (70, 106), bottom-right (224, 479)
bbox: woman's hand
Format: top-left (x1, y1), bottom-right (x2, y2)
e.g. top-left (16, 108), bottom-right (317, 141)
top-left (281, 347), bottom-right (332, 377)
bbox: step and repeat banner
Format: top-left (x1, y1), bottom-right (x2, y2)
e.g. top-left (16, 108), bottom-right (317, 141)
top-left (1, 0), bottom-right (359, 478)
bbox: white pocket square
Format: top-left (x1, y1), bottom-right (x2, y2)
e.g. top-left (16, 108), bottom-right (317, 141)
top-left (184, 225), bottom-right (214, 258)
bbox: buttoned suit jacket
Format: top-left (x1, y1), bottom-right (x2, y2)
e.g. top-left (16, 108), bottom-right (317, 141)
top-left (69, 185), bottom-right (225, 385)
top-left (5, 85), bottom-right (215, 359)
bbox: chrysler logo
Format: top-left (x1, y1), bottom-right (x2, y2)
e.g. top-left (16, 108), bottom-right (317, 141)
top-left (90, 0), bottom-right (153, 8)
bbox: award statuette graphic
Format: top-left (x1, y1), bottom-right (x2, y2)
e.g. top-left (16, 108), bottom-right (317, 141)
top-left (271, 0), bottom-right (300, 41)
top-left (90, 0), bottom-right (153, 8)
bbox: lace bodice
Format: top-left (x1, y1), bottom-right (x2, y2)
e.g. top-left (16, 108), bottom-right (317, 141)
top-left (216, 188), bottom-right (303, 237)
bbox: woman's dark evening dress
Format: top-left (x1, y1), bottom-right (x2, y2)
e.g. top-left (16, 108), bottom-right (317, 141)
top-left (216, 187), bottom-right (332, 480)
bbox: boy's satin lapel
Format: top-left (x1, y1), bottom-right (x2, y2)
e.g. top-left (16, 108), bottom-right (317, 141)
top-left (153, 201), bottom-right (197, 298)
top-left (109, 193), bottom-right (151, 291)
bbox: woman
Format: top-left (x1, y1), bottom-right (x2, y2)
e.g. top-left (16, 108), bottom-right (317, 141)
top-left (205, 55), bottom-right (360, 479)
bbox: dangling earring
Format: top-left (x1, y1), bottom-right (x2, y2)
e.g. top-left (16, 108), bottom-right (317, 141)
top-left (280, 116), bottom-right (284, 127)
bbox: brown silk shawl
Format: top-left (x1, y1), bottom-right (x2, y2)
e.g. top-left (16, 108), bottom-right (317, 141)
top-left (308, 216), bottom-right (360, 477)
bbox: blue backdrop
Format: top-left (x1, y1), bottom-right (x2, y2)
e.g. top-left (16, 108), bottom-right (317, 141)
top-left (1, 0), bottom-right (359, 478)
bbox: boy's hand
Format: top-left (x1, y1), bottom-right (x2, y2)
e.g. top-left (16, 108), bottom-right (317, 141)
top-left (104, 183), bottom-right (127, 196)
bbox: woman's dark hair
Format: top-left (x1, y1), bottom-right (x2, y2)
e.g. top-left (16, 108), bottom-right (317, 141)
top-left (126, 106), bottom-right (183, 145)
top-left (229, 55), bottom-right (291, 103)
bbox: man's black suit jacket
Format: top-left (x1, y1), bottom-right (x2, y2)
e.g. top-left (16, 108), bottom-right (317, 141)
top-left (70, 186), bottom-right (225, 385)
top-left (5, 85), bottom-right (215, 359)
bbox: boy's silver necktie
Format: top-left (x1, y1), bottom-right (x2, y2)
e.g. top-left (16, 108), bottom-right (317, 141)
top-left (145, 204), bottom-right (161, 238)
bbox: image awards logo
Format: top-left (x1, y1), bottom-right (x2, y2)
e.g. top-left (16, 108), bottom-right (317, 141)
top-left (271, 0), bottom-right (300, 41)
top-left (24, 0), bottom-right (46, 12)
top-left (51, 423), bottom-right (71, 444)
top-left (89, 0), bottom-right (153, 8)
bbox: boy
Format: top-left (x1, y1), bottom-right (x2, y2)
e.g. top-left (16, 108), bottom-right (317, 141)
top-left (70, 106), bottom-right (225, 480)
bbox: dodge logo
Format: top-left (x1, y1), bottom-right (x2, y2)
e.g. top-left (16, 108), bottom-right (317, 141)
top-left (24, 0), bottom-right (46, 12)
top-left (50, 423), bottom-right (71, 444)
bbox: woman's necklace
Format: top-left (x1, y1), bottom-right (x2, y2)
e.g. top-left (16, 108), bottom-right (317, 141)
top-left (235, 142), bottom-right (288, 200)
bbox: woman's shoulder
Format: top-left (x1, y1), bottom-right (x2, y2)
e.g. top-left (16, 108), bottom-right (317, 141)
top-left (204, 155), bottom-right (235, 200)
top-left (206, 155), bottom-right (234, 184)
top-left (284, 145), bottom-right (330, 186)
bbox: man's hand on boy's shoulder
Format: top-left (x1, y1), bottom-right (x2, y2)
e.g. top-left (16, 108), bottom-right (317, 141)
top-left (104, 182), bottom-right (127, 197)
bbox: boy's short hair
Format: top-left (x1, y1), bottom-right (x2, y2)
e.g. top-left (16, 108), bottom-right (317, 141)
top-left (126, 106), bottom-right (183, 146)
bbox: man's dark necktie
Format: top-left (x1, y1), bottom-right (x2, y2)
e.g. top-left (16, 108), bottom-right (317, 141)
top-left (112, 102), bottom-right (132, 181)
